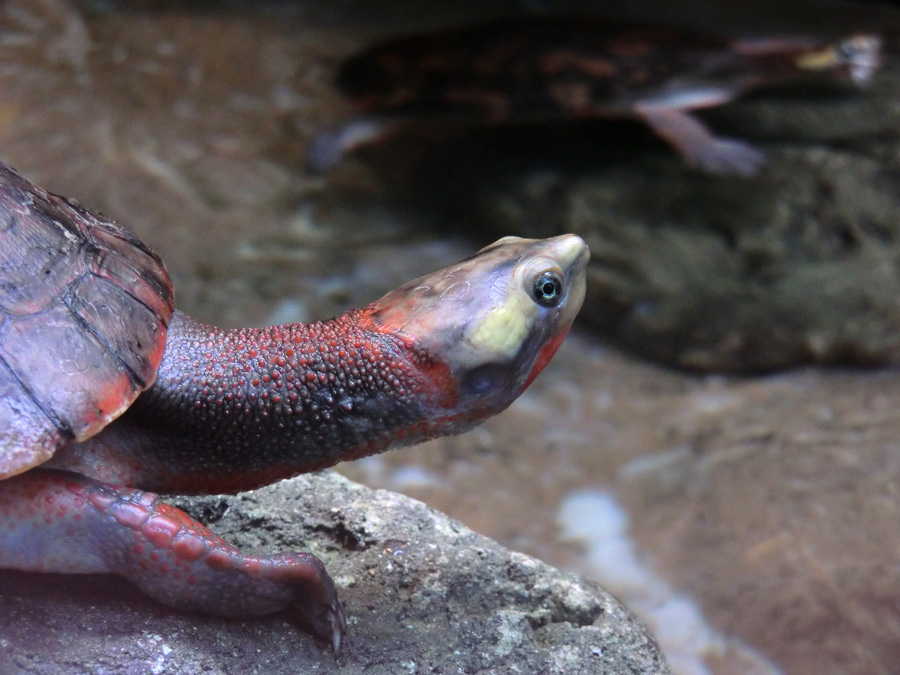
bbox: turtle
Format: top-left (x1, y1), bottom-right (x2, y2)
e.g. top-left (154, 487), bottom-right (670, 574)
top-left (309, 16), bottom-right (881, 175)
top-left (0, 160), bottom-right (588, 654)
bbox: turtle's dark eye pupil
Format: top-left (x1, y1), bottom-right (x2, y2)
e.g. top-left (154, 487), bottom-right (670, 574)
top-left (533, 272), bottom-right (563, 307)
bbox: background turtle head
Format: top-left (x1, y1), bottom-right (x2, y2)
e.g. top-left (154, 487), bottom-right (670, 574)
top-left (364, 234), bottom-right (588, 424)
top-left (795, 34), bottom-right (882, 86)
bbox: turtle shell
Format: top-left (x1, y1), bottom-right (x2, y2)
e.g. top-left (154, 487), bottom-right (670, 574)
top-left (336, 17), bottom-right (876, 120)
top-left (336, 17), bottom-right (740, 119)
top-left (0, 163), bottom-right (174, 478)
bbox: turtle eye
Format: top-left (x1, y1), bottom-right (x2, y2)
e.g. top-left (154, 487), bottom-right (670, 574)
top-left (532, 271), bottom-right (563, 307)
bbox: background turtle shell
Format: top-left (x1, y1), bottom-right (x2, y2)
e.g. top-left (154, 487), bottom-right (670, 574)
top-left (0, 163), bottom-right (174, 478)
top-left (336, 17), bottom-right (740, 119)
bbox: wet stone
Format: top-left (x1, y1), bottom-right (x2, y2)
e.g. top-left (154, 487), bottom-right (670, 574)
top-left (0, 472), bottom-right (669, 675)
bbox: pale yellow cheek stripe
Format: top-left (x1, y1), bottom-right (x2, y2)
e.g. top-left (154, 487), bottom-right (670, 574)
top-left (795, 48), bottom-right (842, 72)
top-left (466, 290), bottom-right (537, 360)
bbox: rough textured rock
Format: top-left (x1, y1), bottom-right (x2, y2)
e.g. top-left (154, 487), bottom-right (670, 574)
top-left (0, 472), bottom-right (669, 674)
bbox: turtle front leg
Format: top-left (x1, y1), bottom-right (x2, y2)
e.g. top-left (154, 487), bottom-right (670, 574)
top-left (306, 116), bottom-right (403, 171)
top-left (0, 469), bottom-right (346, 654)
top-left (634, 104), bottom-right (767, 176)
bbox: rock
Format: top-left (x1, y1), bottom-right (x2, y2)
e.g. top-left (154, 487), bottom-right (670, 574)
top-left (0, 472), bottom-right (669, 675)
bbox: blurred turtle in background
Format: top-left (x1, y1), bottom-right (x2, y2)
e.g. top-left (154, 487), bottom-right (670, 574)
top-left (310, 16), bottom-right (881, 176)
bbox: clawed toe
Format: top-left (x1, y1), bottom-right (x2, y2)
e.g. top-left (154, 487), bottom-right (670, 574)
top-left (330, 599), bottom-right (348, 657)
top-left (289, 579), bottom-right (347, 656)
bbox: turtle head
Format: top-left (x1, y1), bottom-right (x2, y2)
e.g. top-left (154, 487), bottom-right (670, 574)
top-left (795, 34), bottom-right (882, 86)
top-left (364, 234), bottom-right (589, 424)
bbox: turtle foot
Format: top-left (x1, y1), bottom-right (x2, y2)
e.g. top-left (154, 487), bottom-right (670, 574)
top-left (0, 469), bottom-right (347, 653)
top-left (635, 104), bottom-right (767, 176)
top-left (306, 117), bottom-right (399, 172)
top-left (291, 580), bottom-right (348, 657)
top-left (685, 135), bottom-right (767, 176)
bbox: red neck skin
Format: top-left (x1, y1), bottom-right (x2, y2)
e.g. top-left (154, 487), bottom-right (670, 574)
top-left (53, 309), bottom-right (465, 494)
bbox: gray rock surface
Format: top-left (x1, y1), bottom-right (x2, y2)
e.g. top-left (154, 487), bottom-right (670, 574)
top-left (0, 472), bottom-right (669, 674)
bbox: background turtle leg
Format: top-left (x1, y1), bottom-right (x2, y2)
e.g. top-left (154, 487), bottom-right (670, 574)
top-left (634, 104), bottom-right (767, 176)
top-left (0, 469), bottom-right (346, 654)
top-left (306, 116), bottom-right (402, 171)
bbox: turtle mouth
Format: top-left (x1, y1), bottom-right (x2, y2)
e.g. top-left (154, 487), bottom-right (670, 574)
top-left (537, 234), bottom-right (589, 336)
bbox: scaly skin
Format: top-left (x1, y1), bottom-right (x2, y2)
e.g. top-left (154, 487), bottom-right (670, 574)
top-left (0, 469), bottom-right (345, 650)
top-left (0, 232), bottom-right (589, 655)
top-left (49, 309), bottom-right (456, 494)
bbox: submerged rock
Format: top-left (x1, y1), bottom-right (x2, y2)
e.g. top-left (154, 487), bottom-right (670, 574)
top-left (0, 472), bottom-right (669, 674)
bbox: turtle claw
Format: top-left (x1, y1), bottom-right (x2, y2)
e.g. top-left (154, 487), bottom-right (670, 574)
top-left (289, 580), bottom-right (347, 657)
top-left (277, 552), bottom-right (347, 655)
top-left (331, 600), bottom-right (347, 658)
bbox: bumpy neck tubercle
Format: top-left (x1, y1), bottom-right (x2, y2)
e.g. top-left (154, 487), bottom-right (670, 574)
top-left (104, 309), bottom-right (456, 492)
